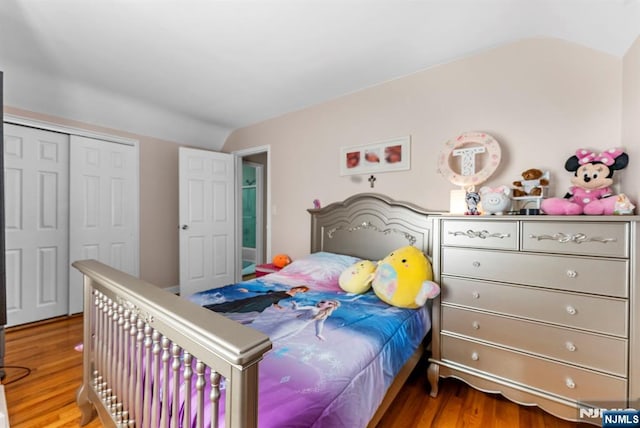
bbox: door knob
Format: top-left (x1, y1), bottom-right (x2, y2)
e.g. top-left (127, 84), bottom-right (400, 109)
top-left (181, 224), bottom-right (189, 230)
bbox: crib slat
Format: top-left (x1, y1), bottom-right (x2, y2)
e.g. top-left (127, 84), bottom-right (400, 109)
top-left (183, 352), bottom-right (193, 428)
top-left (196, 360), bottom-right (205, 428)
top-left (128, 312), bottom-right (139, 422)
top-left (151, 329), bottom-right (162, 428)
top-left (134, 318), bottom-right (145, 425)
top-left (142, 323), bottom-right (153, 428)
top-left (105, 298), bottom-right (118, 402)
top-left (170, 343), bottom-right (181, 428)
top-left (116, 304), bottom-right (125, 404)
top-left (211, 371), bottom-right (222, 428)
top-left (121, 308), bottom-right (131, 415)
top-left (160, 336), bottom-right (171, 428)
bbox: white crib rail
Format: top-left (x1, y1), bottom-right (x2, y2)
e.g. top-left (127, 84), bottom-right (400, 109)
top-left (73, 260), bottom-right (272, 428)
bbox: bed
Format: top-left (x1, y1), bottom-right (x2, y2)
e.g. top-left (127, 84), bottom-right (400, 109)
top-left (73, 193), bottom-right (440, 427)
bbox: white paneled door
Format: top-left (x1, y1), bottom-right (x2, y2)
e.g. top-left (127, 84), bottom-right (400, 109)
top-left (179, 147), bottom-right (236, 296)
top-left (69, 135), bottom-right (139, 314)
top-left (4, 124), bottom-right (70, 326)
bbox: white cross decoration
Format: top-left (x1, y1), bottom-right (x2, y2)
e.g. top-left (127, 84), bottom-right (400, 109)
top-left (452, 146), bottom-right (486, 176)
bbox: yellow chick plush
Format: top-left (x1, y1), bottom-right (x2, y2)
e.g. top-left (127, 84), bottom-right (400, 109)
top-left (338, 260), bottom-right (377, 294)
top-left (372, 246), bottom-right (440, 308)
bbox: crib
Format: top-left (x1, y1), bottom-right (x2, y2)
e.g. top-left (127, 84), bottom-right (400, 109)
top-left (74, 193), bottom-right (439, 427)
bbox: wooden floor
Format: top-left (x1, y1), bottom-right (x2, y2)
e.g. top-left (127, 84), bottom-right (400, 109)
top-left (3, 316), bottom-right (590, 428)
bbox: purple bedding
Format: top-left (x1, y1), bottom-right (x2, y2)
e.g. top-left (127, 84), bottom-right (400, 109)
top-left (187, 252), bottom-right (432, 427)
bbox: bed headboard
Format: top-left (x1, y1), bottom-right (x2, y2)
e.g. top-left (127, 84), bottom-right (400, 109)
top-left (308, 193), bottom-right (441, 260)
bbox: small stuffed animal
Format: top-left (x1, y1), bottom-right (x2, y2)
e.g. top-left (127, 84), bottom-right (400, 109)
top-left (541, 148), bottom-right (630, 215)
top-left (338, 260), bottom-right (377, 294)
top-left (512, 169), bottom-right (550, 197)
top-left (465, 191), bottom-right (481, 215)
top-left (614, 194), bottom-right (636, 215)
top-left (479, 185), bottom-right (512, 215)
top-left (272, 254), bottom-right (292, 268)
top-left (371, 246), bottom-right (439, 308)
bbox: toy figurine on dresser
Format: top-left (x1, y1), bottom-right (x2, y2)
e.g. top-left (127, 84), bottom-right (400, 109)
top-left (541, 148), bottom-right (633, 215)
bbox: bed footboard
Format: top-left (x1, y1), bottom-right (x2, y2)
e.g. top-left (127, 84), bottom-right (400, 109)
top-left (73, 260), bottom-right (272, 428)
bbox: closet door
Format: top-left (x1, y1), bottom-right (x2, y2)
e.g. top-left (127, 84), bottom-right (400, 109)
top-left (69, 135), bottom-right (138, 314)
top-left (3, 124), bottom-right (69, 326)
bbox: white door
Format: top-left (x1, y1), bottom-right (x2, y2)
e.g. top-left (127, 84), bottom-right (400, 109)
top-left (3, 124), bottom-right (69, 326)
top-left (69, 135), bottom-right (139, 313)
top-left (179, 147), bottom-right (236, 296)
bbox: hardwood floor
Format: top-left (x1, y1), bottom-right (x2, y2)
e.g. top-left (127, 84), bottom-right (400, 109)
top-left (3, 316), bottom-right (590, 427)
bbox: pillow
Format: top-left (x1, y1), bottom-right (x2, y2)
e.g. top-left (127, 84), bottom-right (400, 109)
top-left (266, 251), bottom-right (361, 291)
top-left (371, 246), bottom-right (440, 308)
top-left (339, 260), bottom-right (377, 294)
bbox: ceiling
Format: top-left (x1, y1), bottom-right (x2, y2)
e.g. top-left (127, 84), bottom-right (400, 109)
top-left (1, 0), bottom-right (639, 149)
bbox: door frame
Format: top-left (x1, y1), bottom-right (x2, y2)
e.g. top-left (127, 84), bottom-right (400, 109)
top-left (232, 145), bottom-right (271, 277)
top-left (241, 161), bottom-right (264, 267)
top-left (3, 114), bottom-right (140, 315)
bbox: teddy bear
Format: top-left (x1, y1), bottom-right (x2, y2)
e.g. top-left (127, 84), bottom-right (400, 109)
top-left (540, 148), bottom-right (630, 215)
top-left (512, 168), bottom-right (549, 197)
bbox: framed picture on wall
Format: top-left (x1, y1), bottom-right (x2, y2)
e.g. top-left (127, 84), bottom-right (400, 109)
top-left (339, 136), bottom-right (410, 176)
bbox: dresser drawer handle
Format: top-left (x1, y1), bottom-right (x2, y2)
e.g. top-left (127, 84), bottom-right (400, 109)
top-left (449, 230), bottom-right (511, 239)
top-left (472, 291), bottom-right (480, 299)
top-left (472, 261), bottom-right (481, 268)
top-left (566, 342), bottom-right (576, 352)
top-left (566, 270), bottom-right (577, 278)
top-left (566, 305), bottom-right (577, 315)
top-left (472, 321), bottom-right (480, 329)
top-left (471, 352), bottom-right (479, 361)
top-left (565, 378), bottom-right (576, 389)
top-left (529, 232), bottom-right (616, 245)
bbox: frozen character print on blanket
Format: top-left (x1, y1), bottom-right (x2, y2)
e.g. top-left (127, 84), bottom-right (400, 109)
top-left (204, 285), bottom-right (309, 323)
top-left (267, 299), bottom-right (340, 341)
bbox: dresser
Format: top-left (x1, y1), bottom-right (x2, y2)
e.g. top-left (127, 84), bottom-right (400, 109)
top-left (428, 216), bottom-right (639, 424)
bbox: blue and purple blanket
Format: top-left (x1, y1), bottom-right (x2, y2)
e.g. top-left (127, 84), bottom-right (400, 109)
top-left (188, 252), bottom-right (431, 427)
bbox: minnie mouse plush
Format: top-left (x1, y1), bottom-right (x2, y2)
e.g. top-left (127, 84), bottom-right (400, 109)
top-left (541, 148), bottom-right (629, 215)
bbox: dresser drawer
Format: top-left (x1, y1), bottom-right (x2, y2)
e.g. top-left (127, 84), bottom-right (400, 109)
top-left (522, 221), bottom-right (629, 258)
top-left (441, 247), bottom-right (628, 298)
top-left (441, 220), bottom-right (518, 250)
top-left (441, 335), bottom-right (627, 404)
top-left (441, 306), bottom-right (628, 376)
top-left (442, 277), bottom-right (628, 336)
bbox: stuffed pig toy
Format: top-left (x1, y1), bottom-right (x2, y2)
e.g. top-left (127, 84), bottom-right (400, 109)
top-left (479, 185), bottom-right (512, 215)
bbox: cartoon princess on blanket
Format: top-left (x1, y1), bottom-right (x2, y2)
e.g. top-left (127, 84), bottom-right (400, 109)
top-left (259, 299), bottom-right (341, 342)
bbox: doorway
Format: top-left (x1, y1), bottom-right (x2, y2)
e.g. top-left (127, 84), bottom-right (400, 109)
top-left (241, 162), bottom-right (263, 276)
top-left (234, 146), bottom-right (269, 280)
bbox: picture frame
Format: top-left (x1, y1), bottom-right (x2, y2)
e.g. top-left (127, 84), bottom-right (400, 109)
top-left (340, 136), bottom-right (410, 176)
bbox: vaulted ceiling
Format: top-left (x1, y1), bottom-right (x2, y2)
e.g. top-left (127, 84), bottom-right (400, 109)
top-left (1, 0), bottom-right (639, 149)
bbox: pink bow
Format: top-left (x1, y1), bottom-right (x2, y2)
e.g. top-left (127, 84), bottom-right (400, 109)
top-left (575, 148), bottom-right (624, 166)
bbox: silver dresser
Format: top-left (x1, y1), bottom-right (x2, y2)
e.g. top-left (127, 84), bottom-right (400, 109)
top-left (428, 216), bottom-right (639, 424)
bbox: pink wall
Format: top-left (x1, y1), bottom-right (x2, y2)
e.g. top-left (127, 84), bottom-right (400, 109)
top-left (4, 36), bottom-right (638, 287)
top-left (224, 38), bottom-right (632, 259)
top-left (623, 36), bottom-right (640, 204)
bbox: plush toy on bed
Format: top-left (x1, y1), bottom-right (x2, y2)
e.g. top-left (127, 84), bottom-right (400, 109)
top-left (272, 253), bottom-right (292, 268)
top-left (338, 260), bottom-right (377, 294)
top-left (371, 246), bottom-right (440, 308)
top-left (541, 148), bottom-right (631, 215)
